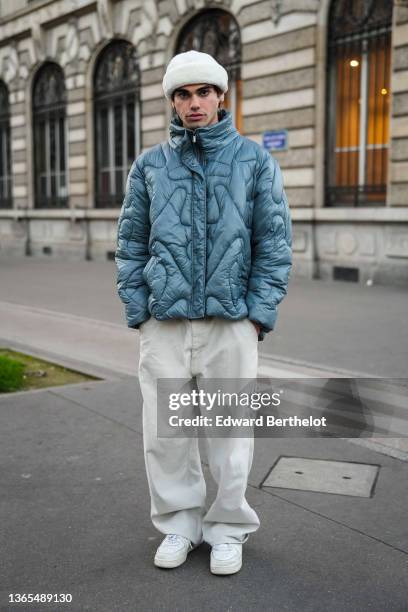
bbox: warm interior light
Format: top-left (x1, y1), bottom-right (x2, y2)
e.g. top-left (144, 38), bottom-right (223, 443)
top-left (381, 88), bottom-right (387, 95)
top-left (350, 59), bottom-right (359, 67)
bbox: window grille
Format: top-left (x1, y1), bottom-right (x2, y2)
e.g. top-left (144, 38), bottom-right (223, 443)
top-left (325, 0), bottom-right (393, 206)
top-left (0, 81), bottom-right (12, 209)
top-left (94, 41), bottom-right (141, 208)
top-left (32, 63), bottom-right (68, 209)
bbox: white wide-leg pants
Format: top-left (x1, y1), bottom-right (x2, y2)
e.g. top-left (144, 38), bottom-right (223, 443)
top-left (138, 316), bottom-right (260, 546)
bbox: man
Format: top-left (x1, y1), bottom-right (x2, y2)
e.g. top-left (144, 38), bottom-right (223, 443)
top-left (115, 50), bottom-right (292, 575)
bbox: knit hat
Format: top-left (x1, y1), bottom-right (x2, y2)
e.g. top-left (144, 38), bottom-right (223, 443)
top-left (162, 50), bottom-right (228, 100)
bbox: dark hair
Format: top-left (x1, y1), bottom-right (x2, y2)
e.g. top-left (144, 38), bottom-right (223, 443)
top-left (171, 84), bottom-right (223, 101)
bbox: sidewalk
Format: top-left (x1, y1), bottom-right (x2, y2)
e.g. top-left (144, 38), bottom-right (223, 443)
top-left (0, 259), bottom-right (407, 611)
top-left (1, 258), bottom-right (407, 460)
top-left (0, 258), bottom-right (407, 377)
top-left (0, 377), bottom-right (407, 611)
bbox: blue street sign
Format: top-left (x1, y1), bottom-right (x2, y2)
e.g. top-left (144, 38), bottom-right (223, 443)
top-left (263, 130), bottom-right (288, 151)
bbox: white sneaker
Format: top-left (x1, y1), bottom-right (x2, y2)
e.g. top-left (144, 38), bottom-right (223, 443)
top-left (154, 534), bottom-right (197, 568)
top-left (210, 543), bottom-right (243, 575)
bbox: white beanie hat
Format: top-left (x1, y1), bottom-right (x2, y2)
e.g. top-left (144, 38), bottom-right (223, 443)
top-left (162, 50), bottom-right (228, 100)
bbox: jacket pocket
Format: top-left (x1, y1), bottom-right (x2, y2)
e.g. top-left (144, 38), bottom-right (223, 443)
top-left (143, 255), bottom-right (167, 304)
top-left (228, 244), bottom-right (247, 307)
top-left (142, 256), bottom-right (157, 285)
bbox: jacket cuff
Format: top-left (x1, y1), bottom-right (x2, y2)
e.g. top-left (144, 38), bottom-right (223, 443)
top-left (247, 304), bottom-right (277, 336)
top-left (127, 314), bottom-right (151, 329)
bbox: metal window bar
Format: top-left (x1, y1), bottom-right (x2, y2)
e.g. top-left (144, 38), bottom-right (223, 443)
top-left (0, 121), bottom-right (12, 208)
top-left (380, 34), bottom-right (386, 186)
top-left (95, 106), bottom-right (104, 201)
top-left (326, 4), bottom-right (392, 207)
top-left (346, 37), bottom-right (353, 191)
top-left (229, 80), bottom-right (236, 127)
top-left (371, 33), bottom-right (379, 196)
top-left (122, 99), bottom-right (127, 196)
top-left (96, 104), bottom-right (111, 207)
top-left (135, 98), bottom-right (140, 158)
top-left (34, 109), bottom-right (68, 208)
top-left (108, 103), bottom-right (115, 197)
top-left (0, 126), bottom-right (4, 203)
top-left (0, 82), bottom-right (12, 209)
top-left (380, 34), bottom-right (390, 187)
top-left (55, 114), bottom-right (60, 198)
top-left (61, 114), bottom-right (68, 199)
top-left (95, 92), bottom-right (141, 208)
top-left (45, 118), bottom-right (51, 199)
top-left (358, 38), bottom-right (368, 188)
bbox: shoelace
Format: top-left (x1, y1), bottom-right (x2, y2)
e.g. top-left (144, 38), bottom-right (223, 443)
top-left (165, 534), bottom-right (185, 545)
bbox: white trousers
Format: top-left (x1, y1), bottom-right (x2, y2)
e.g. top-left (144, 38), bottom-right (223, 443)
top-left (138, 316), bottom-right (260, 546)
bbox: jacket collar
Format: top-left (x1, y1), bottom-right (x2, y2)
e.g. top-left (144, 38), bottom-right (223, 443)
top-left (168, 109), bottom-right (240, 155)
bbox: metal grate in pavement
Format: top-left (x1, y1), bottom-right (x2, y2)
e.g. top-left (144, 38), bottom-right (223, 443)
top-left (261, 456), bottom-right (380, 497)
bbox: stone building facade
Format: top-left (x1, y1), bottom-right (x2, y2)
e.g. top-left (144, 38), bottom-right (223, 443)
top-left (0, 0), bottom-right (407, 285)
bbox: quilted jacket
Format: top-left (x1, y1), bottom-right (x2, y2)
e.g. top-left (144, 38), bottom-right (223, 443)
top-left (115, 109), bottom-right (292, 341)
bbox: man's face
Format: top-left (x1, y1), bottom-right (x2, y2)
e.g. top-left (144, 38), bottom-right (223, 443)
top-left (171, 83), bottom-right (224, 129)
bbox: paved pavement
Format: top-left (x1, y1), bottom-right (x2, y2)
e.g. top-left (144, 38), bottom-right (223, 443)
top-left (0, 257), bottom-right (407, 377)
top-left (0, 258), bottom-right (407, 611)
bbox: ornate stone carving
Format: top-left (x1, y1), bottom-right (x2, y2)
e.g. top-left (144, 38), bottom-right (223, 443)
top-left (94, 42), bottom-right (140, 96)
top-left (270, 0), bottom-right (282, 25)
top-left (33, 63), bottom-right (66, 109)
top-left (32, 20), bottom-right (46, 63)
top-left (97, 0), bottom-right (114, 40)
top-left (176, 9), bottom-right (241, 78)
top-left (4, 44), bottom-right (19, 83)
top-left (143, 0), bottom-right (159, 65)
top-left (60, 18), bottom-right (80, 67)
top-left (329, 0), bottom-right (393, 40)
top-left (131, 0), bottom-right (158, 66)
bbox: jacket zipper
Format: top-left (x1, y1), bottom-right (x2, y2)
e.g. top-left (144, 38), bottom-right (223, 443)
top-left (191, 132), bottom-right (195, 317)
top-left (191, 131), bottom-right (206, 316)
top-left (201, 139), bottom-right (207, 315)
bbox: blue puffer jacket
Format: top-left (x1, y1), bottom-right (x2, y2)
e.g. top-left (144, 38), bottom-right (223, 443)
top-left (115, 109), bottom-right (292, 341)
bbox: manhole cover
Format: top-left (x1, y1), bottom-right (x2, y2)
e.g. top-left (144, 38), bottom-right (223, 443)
top-left (262, 456), bottom-right (379, 497)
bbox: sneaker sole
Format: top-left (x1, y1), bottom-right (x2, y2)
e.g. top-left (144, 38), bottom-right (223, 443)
top-left (210, 558), bottom-right (242, 575)
top-left (154, 540), bottom-right (203, 569)
top-left (154, 554), bottom-right (189, 569)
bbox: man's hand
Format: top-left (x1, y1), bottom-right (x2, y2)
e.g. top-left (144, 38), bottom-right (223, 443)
top-left (250, 320), bottom-right (261, 336)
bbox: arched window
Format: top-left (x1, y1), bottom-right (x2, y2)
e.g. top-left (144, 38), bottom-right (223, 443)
top-left (93, 41), bottom-right (141, 208)
top-left (0, 81), bottom-right (12, 209)
top-left (32, 63), bottom-right (68, 208)
top-left (325, 0), bottom-right (393, 206)
top-left (176, 9), bottom-right (242, 132)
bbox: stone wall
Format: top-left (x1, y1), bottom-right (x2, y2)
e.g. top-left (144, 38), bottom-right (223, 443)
top-left (0, 0), bottom-right (407, 285)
